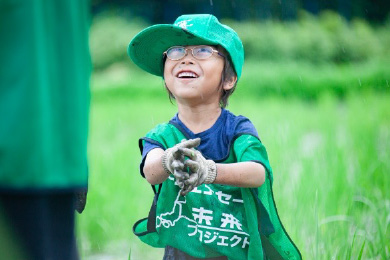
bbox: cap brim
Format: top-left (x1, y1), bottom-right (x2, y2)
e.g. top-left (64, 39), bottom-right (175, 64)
top-left (128, 24), bottom-right (217, 77)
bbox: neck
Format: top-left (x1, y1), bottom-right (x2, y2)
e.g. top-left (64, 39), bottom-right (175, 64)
top-left (177, 103), bottom-right (222, 134)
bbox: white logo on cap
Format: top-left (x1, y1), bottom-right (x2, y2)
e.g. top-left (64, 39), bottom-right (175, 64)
top-left (176, 19), bottom-right (193, 29)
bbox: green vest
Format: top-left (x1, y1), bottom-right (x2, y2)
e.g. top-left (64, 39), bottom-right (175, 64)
top-left (0, 0), bottom-right (90, 191)
top-left (134, 123), bottom-right (301, 260)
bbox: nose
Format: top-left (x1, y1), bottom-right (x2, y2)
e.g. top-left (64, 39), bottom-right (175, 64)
top-left (180, 50), bottom-right (195, 64)
top-left (180, 52), bottom-right (194, 64)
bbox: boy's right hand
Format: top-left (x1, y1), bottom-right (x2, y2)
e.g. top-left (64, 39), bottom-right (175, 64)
top-left (161, 138), bottom-right (201, 181)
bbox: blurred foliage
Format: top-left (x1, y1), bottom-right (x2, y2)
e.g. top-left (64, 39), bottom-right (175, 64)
top-left (90, 10), bottom-right (390, 71)
top-left (91, 0), bottom-right (390, 24)
top-left (91, 59), bottom-right (390, 103)
top-left (224, 10), bottom-right (389, 64)
top-left (89, 13), bottom-right (148, 70)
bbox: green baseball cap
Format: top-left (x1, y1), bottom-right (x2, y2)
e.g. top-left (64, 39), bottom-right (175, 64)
top-left (128, 14), bottom-right (244, 79)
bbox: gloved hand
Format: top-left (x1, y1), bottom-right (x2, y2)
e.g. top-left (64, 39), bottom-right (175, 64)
top-left (161, 138), bottom-right (201, 182)
top-left (177, 146), bottom-right (217, 196)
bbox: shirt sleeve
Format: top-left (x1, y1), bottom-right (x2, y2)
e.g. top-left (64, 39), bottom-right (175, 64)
top-left (139, 138), bottom-right (164, 178)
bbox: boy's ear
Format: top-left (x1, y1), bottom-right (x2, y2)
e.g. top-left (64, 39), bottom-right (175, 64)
top-left (223, 76), bottom-right (237, 91)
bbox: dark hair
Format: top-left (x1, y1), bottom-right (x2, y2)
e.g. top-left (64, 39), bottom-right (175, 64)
top-left (218, 46), bottom-right (237, 108)
top-left (163, 45), bottom-right (238, 108)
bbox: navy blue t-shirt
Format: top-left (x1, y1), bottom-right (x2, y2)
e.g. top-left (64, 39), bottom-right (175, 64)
top-left (139, 109), bottom-right (271, 259)
top-left (140, 109), bottom-right (259, 177)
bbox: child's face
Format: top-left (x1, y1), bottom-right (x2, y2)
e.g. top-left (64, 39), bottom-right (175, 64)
top-left (163, 45), bottom-right (228, 106)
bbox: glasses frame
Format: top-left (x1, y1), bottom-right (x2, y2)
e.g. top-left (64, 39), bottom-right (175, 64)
top-left (163, 45), bottom-right (225, 61)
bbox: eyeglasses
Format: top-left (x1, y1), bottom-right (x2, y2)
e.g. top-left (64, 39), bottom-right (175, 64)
top-left (163, 45), bottom-right (225, 61)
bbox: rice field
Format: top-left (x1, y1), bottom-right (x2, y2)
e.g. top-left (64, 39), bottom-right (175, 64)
top-left (77, 66), bottom-right (390, 259)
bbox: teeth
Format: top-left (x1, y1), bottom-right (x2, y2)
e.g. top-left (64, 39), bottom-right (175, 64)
top-left (178, 72), bottom-right (197, 78)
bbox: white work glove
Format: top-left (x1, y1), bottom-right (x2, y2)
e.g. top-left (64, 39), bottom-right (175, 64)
top-left (177, 146), bottom-right (217, 196)
top-left (161, 138), bottom-right (201, 182)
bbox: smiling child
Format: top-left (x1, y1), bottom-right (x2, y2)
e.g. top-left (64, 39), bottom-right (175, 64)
top-left (128, 14), bottom-right (301, 260)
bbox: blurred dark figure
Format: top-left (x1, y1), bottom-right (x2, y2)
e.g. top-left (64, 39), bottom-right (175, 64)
top-left (0, 0), bottom-right (91, 259)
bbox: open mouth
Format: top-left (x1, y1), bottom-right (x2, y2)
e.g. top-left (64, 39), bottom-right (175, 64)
top-left (176, 71), bottom-right (199, 79)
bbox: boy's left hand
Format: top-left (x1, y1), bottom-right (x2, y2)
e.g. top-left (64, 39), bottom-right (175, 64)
top-left (162, 138), bottom-right (201, 180)
top-left (177, 148), bottom-right (217, 196)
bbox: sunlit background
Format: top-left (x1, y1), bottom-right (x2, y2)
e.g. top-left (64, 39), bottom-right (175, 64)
top-left (78, 1), bottom-right (390, 259)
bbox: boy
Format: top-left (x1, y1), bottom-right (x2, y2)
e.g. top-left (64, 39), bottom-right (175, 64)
top-left (128, 14), bottom-right (301, 260)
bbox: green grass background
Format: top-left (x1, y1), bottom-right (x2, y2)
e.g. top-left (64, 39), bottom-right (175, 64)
top-left (77, 13), bottom-right (390, 259)
top-left (78, 65), bottom-right (390, 260)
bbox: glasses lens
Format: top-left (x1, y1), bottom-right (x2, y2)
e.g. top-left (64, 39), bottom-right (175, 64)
top-left (193, 46), bottom-right (213, 59)
top-left (166, 47), bottom-right (186, 60)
